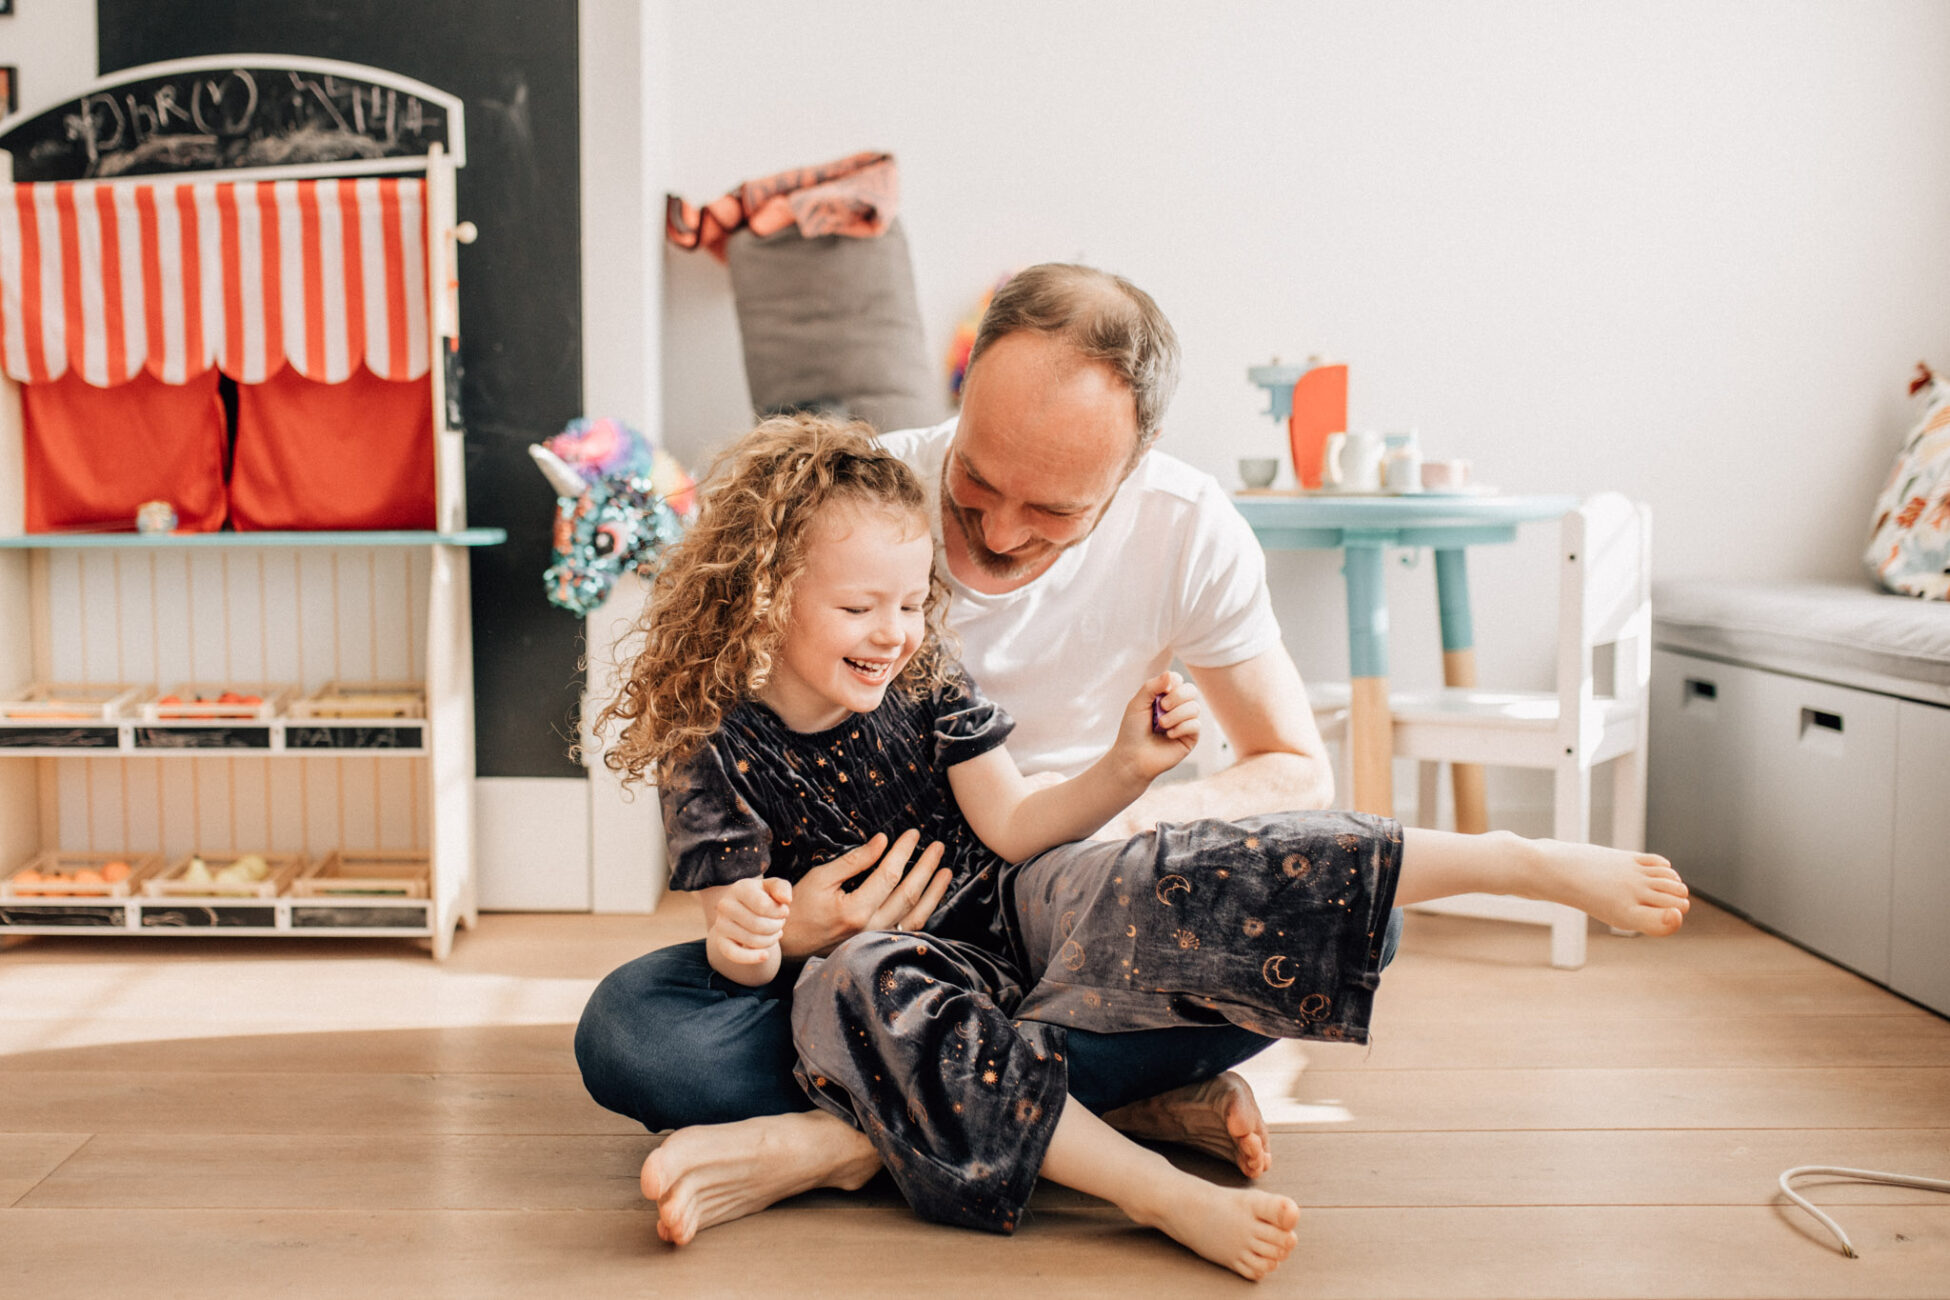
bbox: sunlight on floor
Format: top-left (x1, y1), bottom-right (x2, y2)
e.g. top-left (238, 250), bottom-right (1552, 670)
top-left (1232, 1038), bottom-right (1359, 1128)
top-left (0, 950), bottom-right (598, 1055)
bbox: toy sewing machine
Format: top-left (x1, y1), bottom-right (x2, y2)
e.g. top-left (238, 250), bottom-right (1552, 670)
top-left (1247, 358), bottom-right (1347, 491)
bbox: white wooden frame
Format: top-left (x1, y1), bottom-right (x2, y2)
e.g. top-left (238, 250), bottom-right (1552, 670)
top-left (0, 60), bottom-right (480, 957)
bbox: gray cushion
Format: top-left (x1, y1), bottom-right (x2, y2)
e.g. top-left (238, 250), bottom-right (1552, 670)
top-left (724, 218), bottom-right (943, 435)
top-left (1654, 578), bottom-right (1950, 702)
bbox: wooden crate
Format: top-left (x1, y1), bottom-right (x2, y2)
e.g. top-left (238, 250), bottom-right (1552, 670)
top-left (287, 680), bottom-right (427, 720)
top-left (142, 684), bottom-right (295, 723)
top-left (291, 850), bottom-right (431, 898)
top-left (1, 851), bottom-right (164, 899)
top-left (141, 852), bottom-right (306, 899)
top-left (1, 682), bottom-right (148, 721)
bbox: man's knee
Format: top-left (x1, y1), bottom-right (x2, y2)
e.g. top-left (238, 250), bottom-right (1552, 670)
top-left (793, 931), bottom-right (947, 1054)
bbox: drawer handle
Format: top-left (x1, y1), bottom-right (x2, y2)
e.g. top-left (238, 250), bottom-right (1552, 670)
top-left (1684, 677), bottom-right (1717, 701)
top-left (1801, 708), bottom-right (1843, 735)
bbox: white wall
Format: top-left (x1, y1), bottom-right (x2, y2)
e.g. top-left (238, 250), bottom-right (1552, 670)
top-left (657, 0), bottom-right (1950, 823)
top-left (0, 0), bottom-right (96, 125)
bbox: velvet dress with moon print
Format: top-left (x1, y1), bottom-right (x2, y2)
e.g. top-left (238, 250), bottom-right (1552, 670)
top-left (659, 666), bottom-right (1403, 1234)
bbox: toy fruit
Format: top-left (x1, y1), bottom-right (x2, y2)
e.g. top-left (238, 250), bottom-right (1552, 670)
top-left (12, 868), bottom-right (43, 888)
top-left (215, 853), bottom-right (271, 886)
top-left (184, 856), bottom-right (212, 884)
top-left (73, 868), bottom-right (105, 886)
top-left (102, 860), bottom-right (131, 882)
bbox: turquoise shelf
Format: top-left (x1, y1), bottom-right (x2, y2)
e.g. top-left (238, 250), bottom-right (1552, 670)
top-left (0, 528), bottom-right (507, 550)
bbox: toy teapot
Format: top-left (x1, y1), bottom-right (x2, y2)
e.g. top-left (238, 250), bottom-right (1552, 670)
top-left (1322, 429), bottom-right (1386, 492)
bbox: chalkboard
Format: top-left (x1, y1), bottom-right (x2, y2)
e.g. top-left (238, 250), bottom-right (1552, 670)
top-left (134, 726), bottom-right (273, 749)
top-left (0, 903), bottom-right (126, 927)
top-left (286, 725), bottom-right (425, 751)
top-left (0, 727), bottom-right (118, 749)
top-left (142, 903), bottom-right (277, 928)
top-left (0, 57), bottom-right (463, 181)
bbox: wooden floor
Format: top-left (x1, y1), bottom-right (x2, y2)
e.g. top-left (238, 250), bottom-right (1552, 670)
top-left (2, 897), bottom-right (1946, 1298)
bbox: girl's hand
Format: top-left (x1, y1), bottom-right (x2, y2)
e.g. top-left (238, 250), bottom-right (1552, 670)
top-left (709, 875), bottom-right (793, 969)
top-left (1113, 670), bottom-right (1201, 784)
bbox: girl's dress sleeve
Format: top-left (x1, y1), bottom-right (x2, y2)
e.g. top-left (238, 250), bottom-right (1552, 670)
top-left (931, 666), bottom-right (1017, 769)
top-left (659, 740), bottom-right (772, 890)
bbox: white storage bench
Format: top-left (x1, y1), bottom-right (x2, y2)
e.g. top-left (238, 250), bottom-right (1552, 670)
top-left (1647, 580), bottom-right (1950, 1017)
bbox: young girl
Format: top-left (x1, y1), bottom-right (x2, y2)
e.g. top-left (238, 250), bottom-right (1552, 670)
top-left (597, 414), bottom-right (1689, 1282)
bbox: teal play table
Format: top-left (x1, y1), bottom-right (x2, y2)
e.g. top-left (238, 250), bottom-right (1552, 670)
top-left (1231, 492), bottom-right (1578, 821)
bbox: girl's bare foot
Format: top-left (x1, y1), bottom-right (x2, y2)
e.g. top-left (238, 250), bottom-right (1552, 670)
top-left (1103, 1071), bottom-right (1271, 1178)
top-left (1129, 1177), bottom-right (1301, 1281)
top-left (640, 1110), bottom-right (880, 1245)
top-left (1522, 838), bottom-right (1690, 935)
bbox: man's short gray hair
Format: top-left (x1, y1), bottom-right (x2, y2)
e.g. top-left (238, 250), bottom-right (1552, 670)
top-left (965, 264), bottom-right (1181, 453)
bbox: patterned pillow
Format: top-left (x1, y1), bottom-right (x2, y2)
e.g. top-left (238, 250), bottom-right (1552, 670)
top-left (1866, 365), bottom-right (1950, 599)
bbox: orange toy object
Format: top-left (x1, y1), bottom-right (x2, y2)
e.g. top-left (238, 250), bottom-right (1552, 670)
top-left (1288, 364), bottom-right (1349, 491)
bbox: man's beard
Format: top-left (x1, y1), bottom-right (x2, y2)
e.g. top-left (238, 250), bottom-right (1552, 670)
top-left (941, 488), bottom-right (1052, 581)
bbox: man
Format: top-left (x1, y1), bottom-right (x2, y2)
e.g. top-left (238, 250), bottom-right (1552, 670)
top-left (579, 263), bottom-right (1391, 1245)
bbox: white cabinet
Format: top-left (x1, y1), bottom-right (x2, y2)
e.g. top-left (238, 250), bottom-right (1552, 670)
top-left (1892, 699), bottom-right (1950, 1014)
top-left (1647, 650), bottom-right (1762, 910)
top-left (1741, 667), bottom-right (1897, 982)
top-left (0, 532), bottom-right (495, 957)
top-left (1650, 648), bottom-right (1946, 1013)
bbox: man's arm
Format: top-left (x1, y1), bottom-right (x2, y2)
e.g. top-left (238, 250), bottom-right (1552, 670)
top-left (1094, 642), bottom-right (1333, 836)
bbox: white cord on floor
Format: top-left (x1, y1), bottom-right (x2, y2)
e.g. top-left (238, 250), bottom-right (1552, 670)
top-left (1778, 1165), bottom-right (1950, 1258)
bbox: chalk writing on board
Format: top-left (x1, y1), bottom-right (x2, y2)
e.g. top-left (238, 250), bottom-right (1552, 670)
top-left (286, 725), bottom-right (424, 751)
top-left (1, 64), bottom-right (457, 181)
top-left (133, 727), bottom-right (273, 749)
top-left (0, 727), bottom-right (118, 749)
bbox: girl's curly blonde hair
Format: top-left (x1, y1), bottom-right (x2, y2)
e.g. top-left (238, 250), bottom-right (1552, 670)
top-left (595, 413), bottom-right (957, 785)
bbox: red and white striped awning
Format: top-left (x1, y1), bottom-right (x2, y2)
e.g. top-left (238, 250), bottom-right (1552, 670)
top-left (0, 176), bottom-right (429, 387)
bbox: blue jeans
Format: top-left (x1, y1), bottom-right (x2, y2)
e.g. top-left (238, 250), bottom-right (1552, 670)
top-left (574, 908), bottom-right (1404, 1132)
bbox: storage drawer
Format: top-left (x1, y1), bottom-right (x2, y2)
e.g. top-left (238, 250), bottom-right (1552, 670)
top-left (1740, 670), bottom-right (1897, 983)
top-left (1652, 650), bottom-right (1903, 985)
top-left (1648, 650), bottom-right (1763, 910)
top-left (1892, 699), bottom-right (1950, 1015)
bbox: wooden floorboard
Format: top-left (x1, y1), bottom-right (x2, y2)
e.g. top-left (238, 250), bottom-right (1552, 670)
top-left (1, 900), bottom-right (1945, 1297)
top-left (19, 1128), bottom-right (1948, 1213)
top-left (5, 1206), bottom-right (1948, 1299)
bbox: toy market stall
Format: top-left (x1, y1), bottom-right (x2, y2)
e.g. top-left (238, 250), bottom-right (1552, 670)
top-left (0, 56), bottom-right (496, 957)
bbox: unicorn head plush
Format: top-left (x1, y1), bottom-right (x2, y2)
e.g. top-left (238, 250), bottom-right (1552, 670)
top-left (532, 418), bottom-right (696, 617)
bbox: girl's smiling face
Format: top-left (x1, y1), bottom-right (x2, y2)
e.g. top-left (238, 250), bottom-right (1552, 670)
top-left (758, 501), bottom-right (936, 732)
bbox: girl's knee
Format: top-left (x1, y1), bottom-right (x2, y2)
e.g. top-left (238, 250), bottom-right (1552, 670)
top-left (802, 930), bottom-right (915, 997)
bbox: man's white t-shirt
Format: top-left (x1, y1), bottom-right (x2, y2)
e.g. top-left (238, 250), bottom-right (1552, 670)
top-left (880, 419), bottom-right (1282, 777)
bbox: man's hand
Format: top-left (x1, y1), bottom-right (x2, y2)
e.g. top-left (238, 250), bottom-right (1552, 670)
top-left (779, 829), bottom-right (951, 960)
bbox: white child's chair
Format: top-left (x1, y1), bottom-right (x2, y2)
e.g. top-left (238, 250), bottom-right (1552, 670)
top-left (1389, 493), bottom-right (1652, 969)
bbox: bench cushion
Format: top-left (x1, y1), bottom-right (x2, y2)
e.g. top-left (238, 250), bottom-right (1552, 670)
top-left (1653, 579), bottom-right (1950, 705)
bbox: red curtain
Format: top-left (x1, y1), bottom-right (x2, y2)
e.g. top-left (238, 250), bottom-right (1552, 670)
top-left (21, 370), bottom-right (229, 533)
top-left (229, 367), bottom-right (435, 531)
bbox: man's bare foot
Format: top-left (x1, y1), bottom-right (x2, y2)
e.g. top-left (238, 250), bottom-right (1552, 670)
top-left (1522, 839), bottom-right (1691, 935)
top-left (1128, 1177), bottom-right (1300, 1281)
top-left (1103, 1072), bottom-right (1271, 1178)
top-left (641, 1110), bottom-right (880, 1245)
